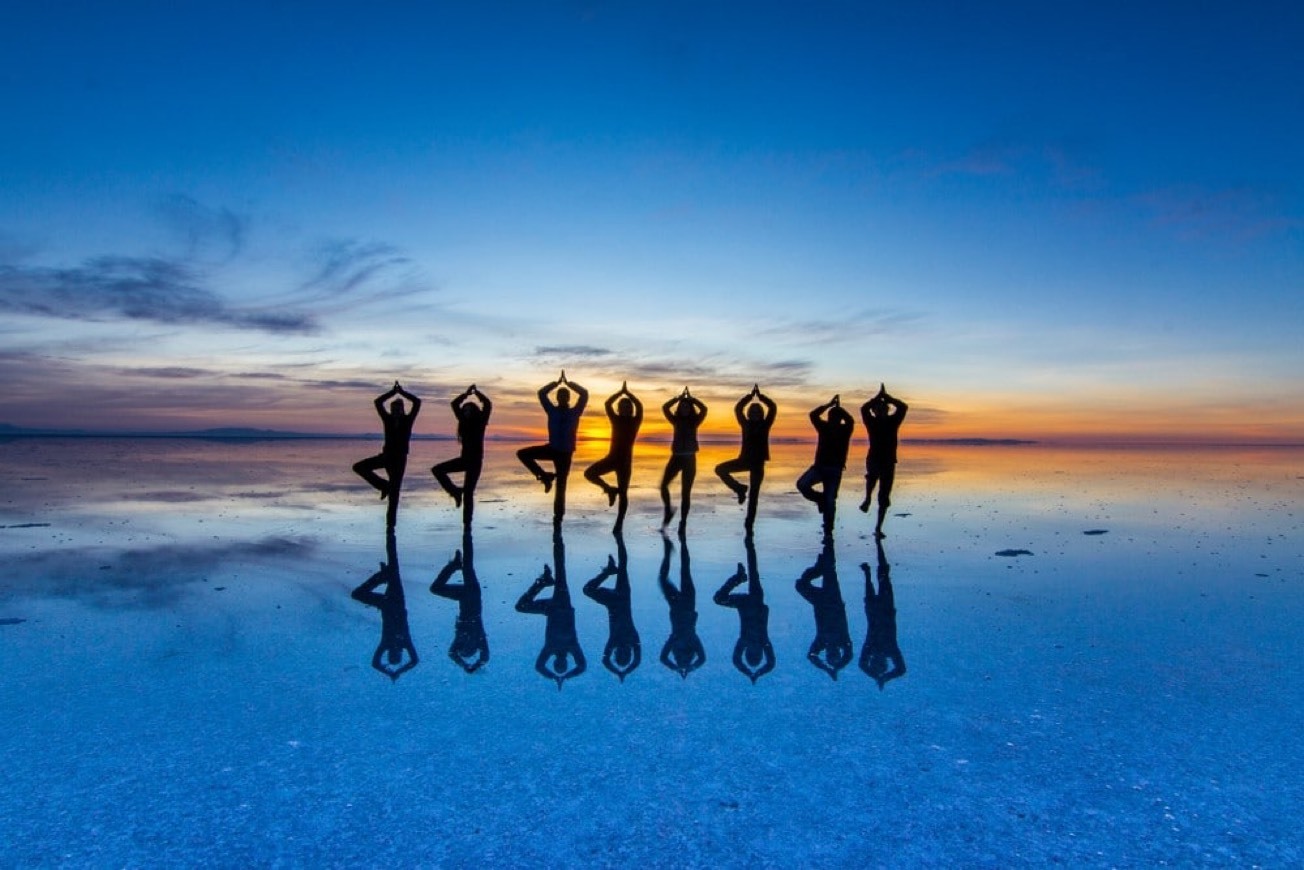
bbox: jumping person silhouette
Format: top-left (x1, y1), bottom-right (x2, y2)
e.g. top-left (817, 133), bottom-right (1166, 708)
top-left (714, 384), bottom-right (776, 536)
top-left (584, 382), bottom-right (643, 534)
top-left (517, 371), bottom-right (588, 527)
top-left (353, 381), bottom-right (422, 529)
top-left (659, 387), bottom-right (707, 535)
top-left (859, 383), bottom-right (909, 538)
top-left (796, 395), bottom-right (855, 538)
top-left (431, 385), bottom-right (492, 527)
top-left (713, 535), bottom-right (775, 684)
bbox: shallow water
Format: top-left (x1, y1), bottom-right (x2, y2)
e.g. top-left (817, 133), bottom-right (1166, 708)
top-left (1, 438), bottom-right (1301, 866)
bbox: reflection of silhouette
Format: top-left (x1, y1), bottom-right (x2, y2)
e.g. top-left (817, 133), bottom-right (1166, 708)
top-left (715, 385), bottom-right (776, 536)
top-left (515, 532), bottom-right (586, 688)
top-left (658, 532), bottom-right (705, 678)
top-left (659, 387), bottom-right (707, 535)
top-left (860, 538), bottom-right (906, 688)
top-left (584, 382), bottom-right (643, 535)
top-left (582, 531), bottom-right (641, 681)
top-left (796, 395), bottom-right (855, 539)
top-left (796, 540), bottom-right (852, 680)
top-left (713, 535), bottom-right (775, 684)
top-left (353, 382), bottom-right (422, 528)
top-left (432, 385), bottom-right (491, 527)
top-left (517, 371), bottom-right (589, 527)
top-left (859, 383), bottom-right (908, 538)
top-left (430, 529), bottom-right (489, 673)
top-left (351, 531), bottom-right (418, 680)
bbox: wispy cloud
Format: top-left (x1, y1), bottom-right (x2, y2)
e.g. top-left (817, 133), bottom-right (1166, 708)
top-left (533, 345), bottom-right (614, 358)
top-left (759, 309), bottom-right (924, 345)
top-left (153, 195), bottom-right (246, 263)
top-left (1133, 185), bottom-right (1300, 242)
top-left (0, 255), bottom-right (318, 333)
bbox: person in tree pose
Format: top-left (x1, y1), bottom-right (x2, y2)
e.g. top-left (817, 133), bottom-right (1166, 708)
top-left (714, 384), bottom-right (777, 536)
top-left (582, 531), bottom-right (641, 682)
top-left (352, 381), bottom-right (422, 529)
top-left (796, 539), bottom-right (853, 680)
top-left (351, 531), bottom-right (418, 681)
top-left (796, 395), bottom-right (855, 538)
top-left (516, 371), bottom-right (588, 526)
top-left (713, 535), bottom-right (775, 684)
top-left (430, 529), bottom-right (489, 674)
top-left (659, 386), bottom-right (707, 534)
top-left (658, 532), bottom-right (705, 679)
top-left (859, 383), bottom-right (909, 538)
top-left (431, 385), bottom-right (492, 527)
top-left (584, 382), bottom-right (643, 534)
top-left (516, 533), bottom-right (586, 688)
top-left (860, 537), bottom-right (906, 689)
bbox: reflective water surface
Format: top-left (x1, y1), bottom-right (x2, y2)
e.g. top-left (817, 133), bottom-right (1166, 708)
top-left (1, 438), bottom-right (1301, 865)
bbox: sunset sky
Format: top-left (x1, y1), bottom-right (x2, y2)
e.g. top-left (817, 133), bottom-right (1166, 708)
top-left (2, 2), bottom-right (1301, 443)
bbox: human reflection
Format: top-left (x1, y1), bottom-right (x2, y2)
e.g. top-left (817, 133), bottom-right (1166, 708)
top-left (351, 530), bottom-right (418, 681)
top-left (582, 531), bottom-right (642, 682)
top-left (796, 540), bottom-right (853, 680)
top-left (860, 538), bottom-right (906, 689)
top-left (713, 535), bottom-right (775, 684)
top-left (515, 532), bottom-right (586, 688)
top-left (430, 528), bottom-right (489, 673)
top-left (658, 532), bottom-right (706, 678)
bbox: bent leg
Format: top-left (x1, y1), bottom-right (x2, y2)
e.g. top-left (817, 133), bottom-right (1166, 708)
top-left (796, 465), bottom-right (823, 508)
top-left (715, 456), bottom-right (749, 501)
top-left (660, 456), bottom-right (685, 525)
top-left (353, 453), bottom-right (390, 496)
top-left (432, 455), bottom-right (467, 505)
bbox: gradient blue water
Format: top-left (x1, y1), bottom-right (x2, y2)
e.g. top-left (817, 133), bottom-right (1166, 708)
top-left (1, 439), bottom-right (1301, 866)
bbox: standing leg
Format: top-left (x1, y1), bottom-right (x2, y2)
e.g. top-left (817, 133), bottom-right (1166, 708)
top-left (822, 468), bottom-right (843, 537)
top-left (552, 452), bottom-right (573, 525)
top-left (385, 457), bottom-right (407, 529)
top-left (660, 456), bottom-right (684, 527)
top-left (744, 464), bottom-right (764, 533)
top-left (462, 460), bottom-right (482, 527)
top-left (859, 455), bottom-right (880, 513)
top-left (874, 463), bottom-right (895, 538)
top-left (613, 462), bottom-right (631, 534)
top-left (678, 455), bottom-right (697, 534)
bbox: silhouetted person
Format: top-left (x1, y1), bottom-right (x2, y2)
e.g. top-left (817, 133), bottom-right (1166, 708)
top-left (430, 529), bottom-right (489, 674)
top-left (432, 385), bottom-right (492, 527)
top-left (658, 532), bottom-right (705, 678)
top-left (796, 540), bottom-right (852, 680)
top-left (351, 531), bottom-right (418, 681)
top-left (353, 381), bottom-right (422, 528)
top-left (713, 535), bottom-right (775, 684)
top-left (582, 531), bottom-right (641, 682)
top-left (517, 371), bottom-right (589, 527)
top-left (584, 382), bottom-right (643, 535)
top-left (796, 395), bottom-right (855, 538)
top-left (659, 387), bottom-right (707, 535)
top-left (515, 532), bottom-right (586, 688)
top-left (859, 383), bottom-right (909, 538)
top-left (860, 537), bottom-right (906, 689)
top-left (715, 384), bottom-right (776, 536)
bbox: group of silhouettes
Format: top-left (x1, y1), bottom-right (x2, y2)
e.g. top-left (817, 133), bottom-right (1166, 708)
top-left (352, 373), bottom-right (908, 539)
top-left (352, 527), bottom-right (905, 690)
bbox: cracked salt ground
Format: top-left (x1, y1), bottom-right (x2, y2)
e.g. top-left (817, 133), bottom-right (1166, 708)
top-left (1, 438), bottom-right (1301, 865)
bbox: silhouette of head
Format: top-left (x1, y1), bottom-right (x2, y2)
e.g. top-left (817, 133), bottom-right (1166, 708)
top-left (830, 406), bottom-right (852, 425)
top-left (747, 403), bottom-right (764, 421)
top-left (617, 397), bottom-right (634, 417)
top-left (556, 387), bottom-right (572, 408)
top-left (390, 399), bottom-right (406, 415)
top-left (461, 402), bottom-right (482, 421)
top-left (675, 398), bottom-right (694, 417)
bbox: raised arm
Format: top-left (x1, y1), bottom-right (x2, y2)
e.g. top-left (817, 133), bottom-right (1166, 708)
top-left (756, 390), bottom-right (777, 423)
top-left (689, 396), bottom-right (707, 422)
top-left (733, 393), bottom-right (750, 425)
top-left (662, 396), bottom-right (679, 421)
top-left (628, 389), bottom-right (644, 423)
top-left (538, 378), bottom-right (561, 409)
top-left (394, 383), bottom-right (421, 415)
top-left (570, 379), bottom-right (589, 412)
top-left (374, 384), bottom-right (400, 417)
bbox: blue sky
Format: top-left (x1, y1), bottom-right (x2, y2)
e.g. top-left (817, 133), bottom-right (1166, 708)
top-left (2, 2), bottom-right (1301, 440)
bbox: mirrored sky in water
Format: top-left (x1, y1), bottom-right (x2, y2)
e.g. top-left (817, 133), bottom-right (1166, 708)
top-left (1, 439), bottom-right (1300, 864)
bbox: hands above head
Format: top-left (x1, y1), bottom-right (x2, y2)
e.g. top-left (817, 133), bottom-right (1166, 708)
top-left (559, 370), bottom-right (568, 384)
top-left (832, 394), bottom-right (841, 406)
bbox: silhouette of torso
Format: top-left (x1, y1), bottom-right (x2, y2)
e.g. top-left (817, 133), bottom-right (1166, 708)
top-left (383, 412), bottom-right (416, 457)
top-left (670, 416), bottom-right (701, 455)
top-left (547, 405), bottom-right (583, 453)
top-left (740, 417), bottom-right (772, 465)
top-left (610, 415), bottom-right (640, 460)
top-left (813, 417), bottom-right (853, 468)
top-left (865, 413), bottom-right (904, 464)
